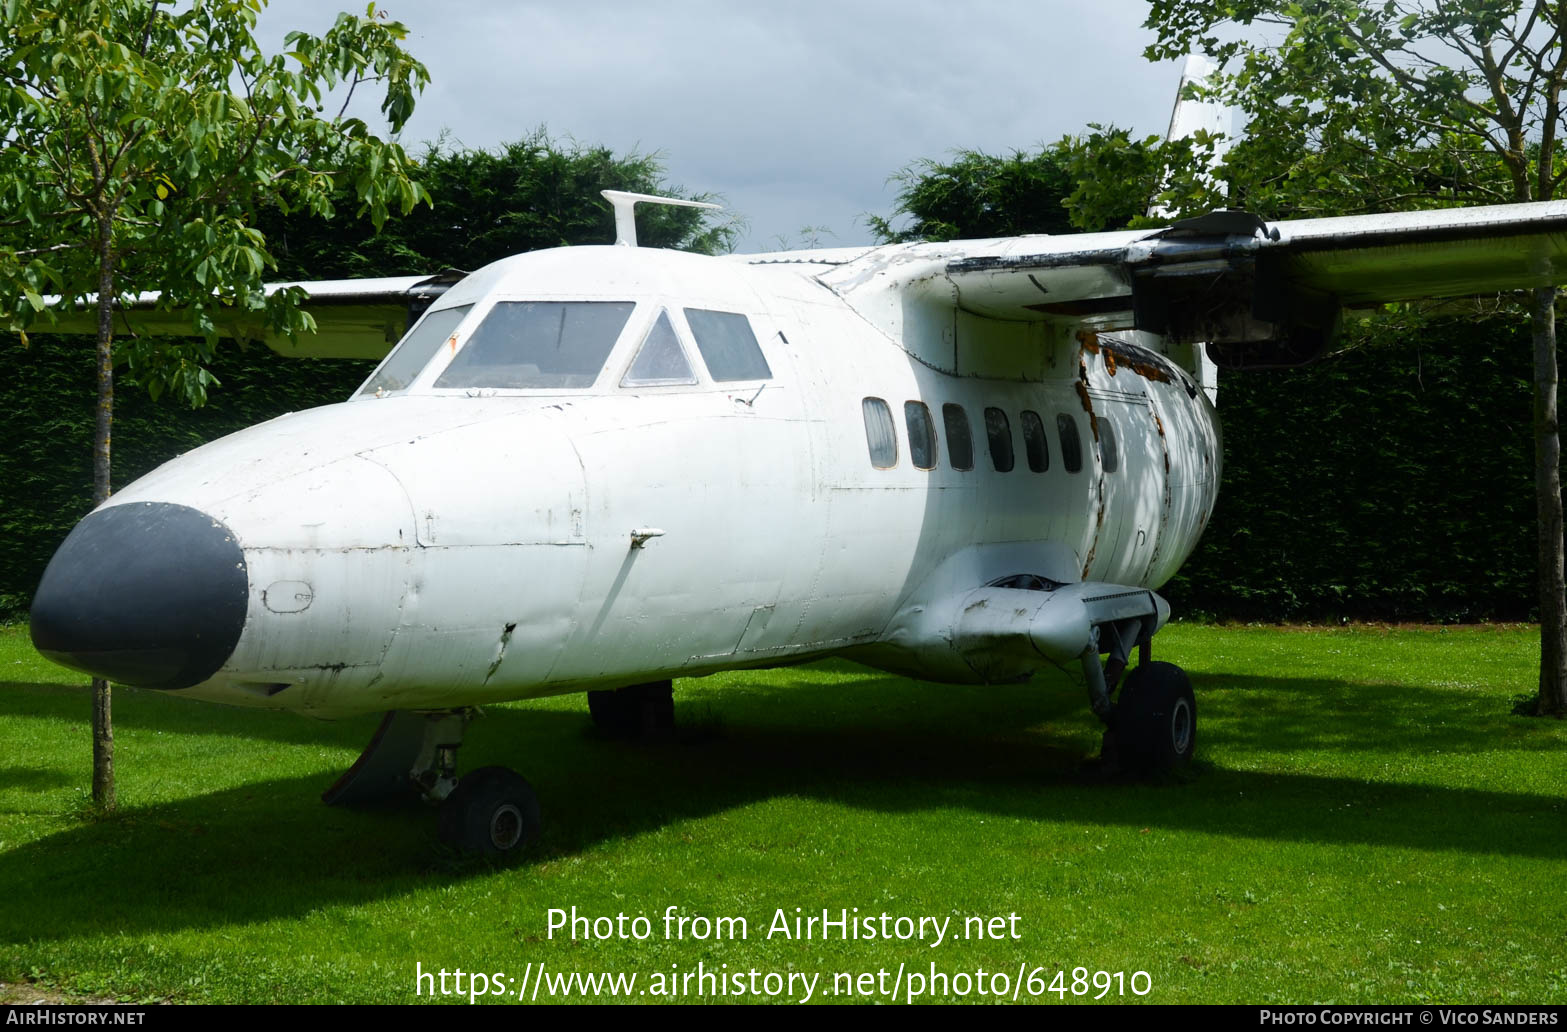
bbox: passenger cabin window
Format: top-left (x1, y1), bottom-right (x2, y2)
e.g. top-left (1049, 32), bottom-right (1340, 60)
top-left (905, 401), bottom-right (937, 471)
top-left (622, 310), bottom-right (696, 386)
top-left (1099, 419), bottom-right (1120, 473)
top-left (684, 308), bottom-right (772, 381)
top-left (984, 407), bottom-right (1014, 472)
top-left (1021, 410), bottom-right (1050, 472)
top-left (862, 397), bottom-right (897, 468)
top-left (1057, 413), bottom-right (1083, 474)
top-left (943, 404), bottom-right (973, 471)
top-left (360, 305), bottom-right (473, 395)
top-left (435, 301), bottom-right (634, 389)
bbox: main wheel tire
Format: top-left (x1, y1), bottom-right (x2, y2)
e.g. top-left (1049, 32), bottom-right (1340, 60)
top-left (1115, 661), bottom-right (1196, 773)
top-left (438, 765), bottom-right (540, 857)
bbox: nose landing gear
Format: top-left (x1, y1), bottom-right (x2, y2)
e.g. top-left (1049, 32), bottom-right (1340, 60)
top-left (437, 765), bottom-right (541, 857)
top-left (323, 708), bottom-right (540, 857)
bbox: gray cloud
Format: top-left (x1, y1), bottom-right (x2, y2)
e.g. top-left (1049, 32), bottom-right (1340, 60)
top-left (255, 0), bottom-right (1184, 250)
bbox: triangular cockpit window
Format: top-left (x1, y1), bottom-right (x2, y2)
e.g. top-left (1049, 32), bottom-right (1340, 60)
top-left (621, 310), bottom-right (697, 387)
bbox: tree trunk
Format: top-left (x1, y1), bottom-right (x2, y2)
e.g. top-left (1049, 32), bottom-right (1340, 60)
top-left (92, 215), bottom-right (116, 809)
top-left (1531, 285), bottom-right (1567, 717)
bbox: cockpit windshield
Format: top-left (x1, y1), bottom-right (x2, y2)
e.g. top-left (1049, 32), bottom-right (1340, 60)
top-left (434, 301), bottom-right (635, 390)
top-left (359, 304), bottom-right (472, 395)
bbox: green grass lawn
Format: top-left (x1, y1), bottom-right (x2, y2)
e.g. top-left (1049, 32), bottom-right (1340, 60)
top-left (0, 622), bottom-right (1562, 1004)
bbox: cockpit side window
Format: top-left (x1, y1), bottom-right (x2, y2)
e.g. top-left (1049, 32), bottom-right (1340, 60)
top-left (683, 309), bottom-right (772, 382)
top-left (621, 310), bottom-right (697, 387)
top-left (434, 301), bottom-right (635, 389)
top-left (359, 305), bottom-right (473, 395)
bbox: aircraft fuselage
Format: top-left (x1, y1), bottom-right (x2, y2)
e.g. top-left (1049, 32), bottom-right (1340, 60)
top-left (31, 245), bottom-right (1221, 717)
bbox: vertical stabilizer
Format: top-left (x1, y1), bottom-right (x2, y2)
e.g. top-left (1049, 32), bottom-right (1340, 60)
top-left (1163, 55), bottom-right (1231, 151)
top-left (1151, 55), bottom-right (1235, 406)
top-left (1149, 54), bottom-right (1235, 219)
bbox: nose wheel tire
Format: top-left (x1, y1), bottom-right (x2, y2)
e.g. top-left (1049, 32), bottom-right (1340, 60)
top-left (437, 765), bottom-right (540, 857)
top-left (1114, 661), bottom-right (1196, 773)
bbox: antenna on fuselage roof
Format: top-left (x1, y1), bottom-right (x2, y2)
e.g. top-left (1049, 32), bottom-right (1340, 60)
top-left (601, 190), bottom-right (722, 248)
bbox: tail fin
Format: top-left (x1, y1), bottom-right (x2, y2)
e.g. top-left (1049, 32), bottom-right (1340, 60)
top-left (1148, 54), bottom-right (1235, 220)
top-left (1163, 55), bottom-right (1231, 151)
top-left (1152, 55), bottom-right (1234, 405)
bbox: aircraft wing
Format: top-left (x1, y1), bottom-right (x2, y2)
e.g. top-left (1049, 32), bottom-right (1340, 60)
top-left (828, 201), bottom-right (1567, 366)
top-left (36, 272), bottom-right (460, 359)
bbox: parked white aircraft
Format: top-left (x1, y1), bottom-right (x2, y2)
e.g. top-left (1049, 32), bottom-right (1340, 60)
top-left (25, 51), bottom-right (1567, 852)
top-left (27, 188), bottom-right (1567, 853)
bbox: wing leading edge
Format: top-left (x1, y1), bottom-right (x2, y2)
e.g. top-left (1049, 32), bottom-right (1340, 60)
top-left (825, 201), bottom-right (1567, 369)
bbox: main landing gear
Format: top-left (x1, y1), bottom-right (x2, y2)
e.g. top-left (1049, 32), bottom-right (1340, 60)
top-left (587, 679), bottom-right (675, 739)
top-left (1081, 625), bottom-right (1196, 774)
top-left (322, 709), bottom-right (540, 857)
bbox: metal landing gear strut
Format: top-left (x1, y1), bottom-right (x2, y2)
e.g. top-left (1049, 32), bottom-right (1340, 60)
top-left (587, 679), bottom-right (675, 739)
top-left (323, 708), bottom-right (540, 857)
top-left (1081, 621), bottom-right (1196, 774)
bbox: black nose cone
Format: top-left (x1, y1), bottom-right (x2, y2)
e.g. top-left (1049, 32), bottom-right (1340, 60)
top-left (30, 502), bottom-right (249, 690)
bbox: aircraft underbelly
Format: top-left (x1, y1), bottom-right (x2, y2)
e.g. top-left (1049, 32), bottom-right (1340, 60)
top-left (369, 544), bottom-right (588, 704)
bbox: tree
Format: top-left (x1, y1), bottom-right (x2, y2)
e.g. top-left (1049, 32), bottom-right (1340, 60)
top-left (1140, 0), bottom-right (1567, 716)
top-left (0, 0), bottom-right (432, 809)
top-left (868, 145), bottom-right (1151, 244)
top-left (255, 130), bottom-right (738, 280)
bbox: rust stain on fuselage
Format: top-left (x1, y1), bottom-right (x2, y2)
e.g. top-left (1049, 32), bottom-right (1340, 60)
top-left (1074, 365), bottom-right (1100, 442)
top-left (1078, 329), bottom-right (1174, 385)
top-left (1077, 350), bottom-right (1107, 579)
top-left (1153, 412), bottom-right (1171, 474)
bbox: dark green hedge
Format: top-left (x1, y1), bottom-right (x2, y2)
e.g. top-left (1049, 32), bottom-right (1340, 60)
top-left (1164, 314), bottom-right (1540, 622)
top-left (0, 334), bottom-right (369, 618)
top-left (0, 313), bottom-right (1546, 623)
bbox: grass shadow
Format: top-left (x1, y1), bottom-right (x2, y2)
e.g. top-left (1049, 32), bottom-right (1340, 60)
top-left (0, 662), bottom-right (1563, 945)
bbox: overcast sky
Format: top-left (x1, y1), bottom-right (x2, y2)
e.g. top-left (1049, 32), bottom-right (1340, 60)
top-left (254, 1), bottom-right (1186, 252)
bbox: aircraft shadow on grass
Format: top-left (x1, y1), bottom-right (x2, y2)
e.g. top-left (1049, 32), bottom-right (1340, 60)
top-left (0, 665), bottom-right (1561, 943)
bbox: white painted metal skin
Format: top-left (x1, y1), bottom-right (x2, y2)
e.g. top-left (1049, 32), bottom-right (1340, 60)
top-left (99, 242), bottom-right (1220, 717)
